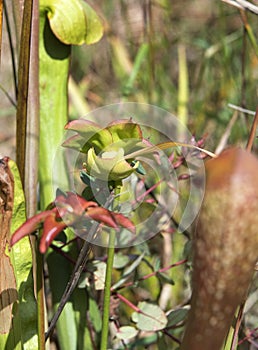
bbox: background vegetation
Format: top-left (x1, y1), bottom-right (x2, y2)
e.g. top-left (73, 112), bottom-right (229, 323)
top-left (2, 0), bottom-right (258, 157)
top-left (0, 0), bottom-right (258, 349)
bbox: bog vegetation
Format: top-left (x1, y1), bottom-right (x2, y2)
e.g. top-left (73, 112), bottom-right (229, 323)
top-left (0, 1), bottom-right (258, 350)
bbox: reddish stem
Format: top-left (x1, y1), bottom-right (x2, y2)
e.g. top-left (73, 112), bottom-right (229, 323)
top-left (246, 107), bottom-right (258, 152)
top-left (111, 259), bottom-right (187, 291)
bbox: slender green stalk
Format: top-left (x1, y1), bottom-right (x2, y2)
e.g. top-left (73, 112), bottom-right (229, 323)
top-left (123, 43), bottom-right (149, 95)
top-left (240, 10), bottom-right (258, 57)
top-left (100, 229), bottom-right (116, 350)
top-left (36, 243), bottom-right (46, 350)
top-left (100, 186), bottom-right (121, 350)
top-left (177, 44), bottom-right (189, 139)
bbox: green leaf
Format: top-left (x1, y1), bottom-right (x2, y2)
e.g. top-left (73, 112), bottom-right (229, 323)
top-left (39, 12), bottom-right (70, 208)
top-left (73, 288), bottom-right (94, 350)
top-left (80, 1), bottom-right (103, 45)
top-left (132, 302), bottom-right (168, 331)
top-left (223, 325), bottom-right (235, 350)
top-left (113, 252), bottom-right (130, 269)
top-left (126, 333), bottom-right (158, 348)
top-left (64, 119), bottom-right (113, 153)
top-left (38, 1), bottom-right (103, 348)
top-left (157, 272), bottom-right (175, 285)
top-left (40, 0), bottom-right (103, 45)
top-left (89, 294), bottom-right (102, 333)
top-left (132, 202), bottom-right (156, 224)
top-left (39, 11), bottom-right (79, 345)
top-left (107, 120), bottom-right (143, 143)
top-left (112, 253), bottom-right (144, 290)
top-left (47, 249), bottom-right (77, 350)
top-left (1, 160), bottom-right (38, 349)
top-left (116, 326), bottom-right (138, 340)
top-left (167, 307), bottom-right (188, 327)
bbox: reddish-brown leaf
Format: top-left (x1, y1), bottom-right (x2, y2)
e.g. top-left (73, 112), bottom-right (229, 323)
top-left (86, 207), bottom-right (118, 228)
top-left (10, 210), bottom-right (52, 247)
top-left (112, 213), bottom-right (136, 234)
top-left (40, 213), bottom-right (67, 253)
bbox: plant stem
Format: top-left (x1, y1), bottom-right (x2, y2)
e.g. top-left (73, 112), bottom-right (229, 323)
top-left (246, 107), bottom-right (258, 152)
top-left (16, 0), bottom-right (33, 186)
top-left (100, 229), bottom-right (116, 350)
top-left (36, 244), bottom-right (46, 350)
top-left (100, 185), bottom-right (120, 350)
top-left (177, 44), bottom-right (189, 139)
top-left (3, 0), bottom-right (18, 99)
top-left (45, 195), bottom-right (114, 340)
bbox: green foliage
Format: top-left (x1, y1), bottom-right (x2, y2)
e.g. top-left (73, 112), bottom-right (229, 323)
top-left (116, 326), bottom-right (138, 340)
top-left (0, 160), bottom-right (37, 350)
top-left (2, 1), bottom-right (258, 349)
top-left (40, 0), bottom-right (103, 45)
top-left (37, 2), bottom-right (104, 349)
top-left (132, 302), bottom-right (168, 331)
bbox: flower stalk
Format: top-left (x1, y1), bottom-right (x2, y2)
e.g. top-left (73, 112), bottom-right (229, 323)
top-left (100, 229), bottom-right (116, 350)
top-left (100, 185), bottom-right (121, 350)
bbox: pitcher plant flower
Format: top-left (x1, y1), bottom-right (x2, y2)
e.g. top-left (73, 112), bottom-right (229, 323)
top-left (62, 119), bottom-right (148, 182)
top-left (10, 191), bottom-right (135, 253)
top-left (63, 119), bottom-right (216, 183)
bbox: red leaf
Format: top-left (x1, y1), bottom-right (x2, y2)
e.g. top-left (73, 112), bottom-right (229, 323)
top-left (40, 213), bottom-right (67, 253)
top-left (64, 119), bottom-right (101, 132)
top-left (10, 210), bottom-right (53, 246)
top-left (65, 192), bottom-right (98, 215)
top-left (86, 207), bottom-right (118, 228)
top-left (112, 213), bottom-right (135, 234)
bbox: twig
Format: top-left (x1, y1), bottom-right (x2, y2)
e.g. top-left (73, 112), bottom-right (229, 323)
top-left (236, 0), bottom-right (258, 15)
top-left (246, 107), bottom-right (258, 152)
top-left (238, 327), bottom-right (258, 345)
top-left (0, 84), bottom-right (16, 107)
top-left (162, 329), bottom-right (181, 345)
top-left (3, 0), bottom-right (18, 100)
top-left (230, 302), bottom-right (245, 350)
top-left (221, 0), bottom-right (258, 15)
top-left (215, 111), bottom-right (239, 154)
top-left (45, 237), bottom-right (92, 340)
top-left (221, 0), bottom-right (244, 11)
top-left (228, 103), bottom-right (255, 115)
top-left (111, 259), bottom-right (187, 292)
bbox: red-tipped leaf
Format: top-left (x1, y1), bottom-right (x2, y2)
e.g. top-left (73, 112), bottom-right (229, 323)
top-left (112, 213), bottom-right (136, 234)
top-left (40, 213), bottom-right (67, 253)
top-left (10, 210), bottom-right (53, 247)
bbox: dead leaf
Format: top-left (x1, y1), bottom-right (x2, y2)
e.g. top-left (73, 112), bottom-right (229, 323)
top-left (0, 157), bottom-right (17, 334)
